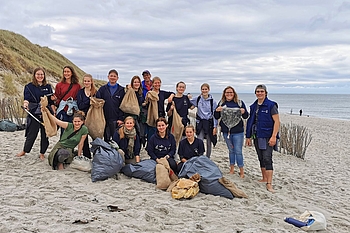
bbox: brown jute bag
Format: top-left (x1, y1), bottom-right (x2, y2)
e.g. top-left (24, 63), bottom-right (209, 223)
top-left (40, 96), bottom-right (57, 137)
top-left (145, 91), bottom-right (159, 127)
top-left (170, 102), bottom-right (184, 146)
top-left (120, 87), bottom-right (140, 115)
top-left (85, 97), bottom-right (105, 140)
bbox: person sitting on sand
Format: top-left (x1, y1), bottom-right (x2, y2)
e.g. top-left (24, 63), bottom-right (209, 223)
top-left (177, 125), bottom-right (205, 173)
top-left (146, 117), bottom-right (177, 174)
top-left (245, 84), bottom-right (280, 193)
top-left (112, 116), bottom-right (141, 164)
top-left (46, 111), bottom-right (88, 170)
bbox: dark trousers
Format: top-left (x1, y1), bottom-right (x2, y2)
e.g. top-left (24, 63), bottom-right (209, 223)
top-left (104, 121), bottom-right (117, 142)
top-left (24, 117), bottom-right (49, 154)
top-left (253, 138), bottom-right (274, 170)
top-left (82, 136), bottom-right (91, 158)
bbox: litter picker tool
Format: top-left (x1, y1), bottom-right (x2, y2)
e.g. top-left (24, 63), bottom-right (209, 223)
top-left (21, 106), bottom-right (45, 126)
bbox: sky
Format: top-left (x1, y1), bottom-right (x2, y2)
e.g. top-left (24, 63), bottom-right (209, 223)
top-left (1, 0), bottom-right (350, 94)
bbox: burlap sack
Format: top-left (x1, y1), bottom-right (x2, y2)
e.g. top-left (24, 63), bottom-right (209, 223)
top-left (170, 173), bottom-right (201, 199)
top-left (120, 87), bottom-right (140, 115)
top-left (40, 95), bottom-right (57, 137)
top-left (218, 177), bottom-right (248, 198)
top-left (145, 91), bottom-right (159, 127)
top-left (170, 102), bottom-right (184, 146)
top-left (85, 97), bottom-right (105, 140)
top-left (156, 163), bottom-right (171, 190)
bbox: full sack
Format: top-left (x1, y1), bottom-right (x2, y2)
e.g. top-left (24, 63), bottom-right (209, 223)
top-left (119, 87), bottom-right (140, 116)
top-left (85, 97), bottom-right (105, 140)
top-left (40, 95), bottom-right (57, 137)
top-left (0, 120), bottom-right (17, 132)
top-left (90, 138), bottom-right (124, 182)
top-left (121, 159), bottom-right (157, 184)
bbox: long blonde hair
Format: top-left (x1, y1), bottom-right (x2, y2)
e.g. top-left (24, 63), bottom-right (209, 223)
top-left (82, 74), bottom-right (97, 96)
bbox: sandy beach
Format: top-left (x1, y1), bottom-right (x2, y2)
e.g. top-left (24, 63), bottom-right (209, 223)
top-left (1, 113), bottom-right (349, 232)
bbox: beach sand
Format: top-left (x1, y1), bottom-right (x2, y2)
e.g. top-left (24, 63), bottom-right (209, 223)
top-left (0, 114), bottom-right (349, 232)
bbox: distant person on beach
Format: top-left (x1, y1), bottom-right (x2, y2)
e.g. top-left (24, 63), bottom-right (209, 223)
top-left (245, 84), bottom-right (280, 193)
top-left (166, 81), bottom-right (195, 138)
top-left (16, 67), bottom-right (55, 160)
top-left (190, 83), bottom-right (218, 158)
top-left (47, 111), bottom-right (88, 170)
top-left (214, 86), bottom-right (249, 178)
top-left (96, 69), bottom-right (125, 142)
top-left (113, 116), bottom-right (141, 164)
top-left (146, 117), bottom-right (177, 174)
top-left (52, 66), bottom-right (81, 136)
top-left (177, 125), bottom-right (205, 173)
top-left (299, 109), bottom-right (303, 116)
top-left (77, 74), bottom-right (97, 159)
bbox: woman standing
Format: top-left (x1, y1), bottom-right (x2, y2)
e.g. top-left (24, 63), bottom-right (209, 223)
top-left (77, 74), bottom-right (97, 158)
top-left (166, 81), bottom-right (194, 137)
top-left (245, 84), bottom-right (280, 193)
top-left (16, 67), bottom-right (55, 160)
top-left (52, 66), bottom-right (81, 135)
top-left (145, 77), bottom-right (174, 140)
top-left (47, 111), bottom-right (89, 170)
top-left (146, 117), bottom-right (177, 174)
top-left (190, 83), bottom-right (218, 158)
top-left (177, 125), bottom-right (205, 173)
top-left (214, 86), bottom-right (249, 177)
top-left (113, 116), bottom-right (141, 164)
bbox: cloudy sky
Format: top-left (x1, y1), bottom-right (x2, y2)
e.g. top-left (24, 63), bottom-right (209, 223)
top-left (1, 0), bottom-right (350, 94)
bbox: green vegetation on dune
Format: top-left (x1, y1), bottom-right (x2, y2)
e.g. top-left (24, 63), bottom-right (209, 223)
top-left (0, 29), bottom-right (106, 97)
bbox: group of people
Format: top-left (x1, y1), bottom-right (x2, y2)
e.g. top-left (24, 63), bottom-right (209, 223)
top-left (16, 66), bottom-right (280, 192)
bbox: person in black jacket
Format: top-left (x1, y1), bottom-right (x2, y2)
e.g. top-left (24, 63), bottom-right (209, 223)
top-left (16, 67), bottom-right (55, 160)
top-left (77, 74), bottom-right (97, 158)
top-left (177, 125), bottom-right (205, 173)
top-left (146, 117), bottom-right (177, 173)
top-left (113, 116), bottom-right (141, 164)
top-left (96, 69), bottom-right (125, 142)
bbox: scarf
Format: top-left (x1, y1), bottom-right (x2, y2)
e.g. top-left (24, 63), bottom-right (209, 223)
top-left (123, 127), bottom-right (137, 158)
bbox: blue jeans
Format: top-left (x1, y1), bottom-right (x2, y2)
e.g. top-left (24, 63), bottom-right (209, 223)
top-left (223, 132), bottom-right (244, 167)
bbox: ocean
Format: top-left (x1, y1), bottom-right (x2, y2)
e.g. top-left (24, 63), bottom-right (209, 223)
top-left (190, 93), bottom-right (350, 121)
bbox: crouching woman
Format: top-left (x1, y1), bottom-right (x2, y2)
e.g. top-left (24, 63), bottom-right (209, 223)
top-left (146, 117), bottom-right (177, 174)
top-left (47, 111), bottom-right (88, 170)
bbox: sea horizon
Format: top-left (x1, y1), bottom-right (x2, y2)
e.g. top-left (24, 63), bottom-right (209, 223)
top-left (188, 93), bottom-right (350, 121)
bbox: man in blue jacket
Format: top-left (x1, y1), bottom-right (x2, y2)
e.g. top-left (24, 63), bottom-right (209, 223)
top-left (245, 84), bottom-right (280, 193)
top-left (96, 69), bottom-right (125, 142)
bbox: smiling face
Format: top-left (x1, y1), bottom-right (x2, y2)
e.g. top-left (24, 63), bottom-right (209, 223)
top-left (152, 79), bottom-right (161, 91)
top-left (63, 67), bottom-right (72, 80)
top-left (34, 69), bottom-right (45, 85)
top-left (156, 120), bottom-right (167, 134)
top-left (83, 76), bottom-right (92, 89)
top-left (201, 86), bottom-right (209, 96)
top-left (185, 126), bottom-right (195, 140)
top-left (108, 71), bottom-right (119, 85)
top-left (255, 88), bottom-right (267, 101)
top-left (224, 87), bottom-right (234, 101)
top-left (72, 116), bottom-right (84, 130)
top-left (124, 118), bottom-right (135, 131)
top-left (132, 77), bottom-right (141, 90)
top-left (176, 82), bottom-right (186, 94)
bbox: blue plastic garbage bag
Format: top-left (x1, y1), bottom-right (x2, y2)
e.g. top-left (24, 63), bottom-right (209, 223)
top-left (121, 159), bottom-right (157, 184)
top-left (90, 138), bottom-right (124, 182)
